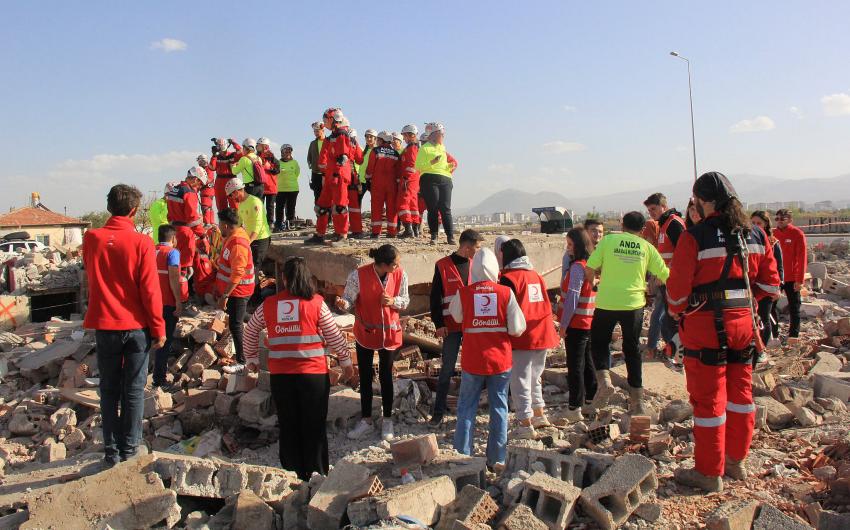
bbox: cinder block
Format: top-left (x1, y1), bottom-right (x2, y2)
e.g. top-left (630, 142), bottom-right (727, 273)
top-left (309, 460), bottom-right (374, 529)
top-left (160, 455), bottom-right (296, 503)
top-left (348, 475), bottom-right (457, 527)
top-left (233, 489), bottom-right (273, 530)
top-left (497, 504), bottom-right (548, 530)
top-left (518, 472), bottom-right (581, 530)
top-left (238, 388), bottom-right (272, 423)
top-left (505, 441), bottom-right (546, 476)
top-left (752, 504), bottom-right (812, 530)
top-left (588, 423), bottom-right (620, 445)
top-left (579, 454), bottom-right (657, 530)
top-left (391, 434), bottom-right (439, 467)
top-left (214, 392), bottom-right (240, 416)
top-left (525, 449), bottom-right (587, 488)
top-left (706, 500), bottom-right (759, 530)
top-left (189, 343), bottom-right (217, 368)
top-left (435, 484), bottom-right (499, 530)
top-left (185, 388), bottom-right (218, 409)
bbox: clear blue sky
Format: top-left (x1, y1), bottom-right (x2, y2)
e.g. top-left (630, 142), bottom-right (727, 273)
top-left (2, 1), bottom-right (848, 217)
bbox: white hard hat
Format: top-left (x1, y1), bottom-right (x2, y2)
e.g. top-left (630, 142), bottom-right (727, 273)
top-left (215, 138), bottom-right (227, 148)
top-left (312, 121), bottom-right (323, 130)
top-left (420, 133), bottom-right (428, 143)
top-left (164, 181), bottom-right (179, 195)
top-left (243, 138), bottom-right (257, 149)
top-left (424, 122), bottom-right (446, 136)
top-left (332, 109), bottom-right (345, 123)
top-left (365, 129), bottom-right (377, 137)
top-left (402, 124), bottom-right (419, 135)
top-left (391, 132), bottom-right (403, 142)
top-left (257, 137), bottom-right (271, 146)
top-left (280, 144), bottom-right (293, 152)
top-left (225, 177), bottom-right (245, 196)
top-left (188, 166), bottom-right (208, 186)
top-left (378, 131), bottom-right (392, 142)
top-left (197, 154), bottom-right (209, 163)
top-left (349, 129), bottom-right (358, 140)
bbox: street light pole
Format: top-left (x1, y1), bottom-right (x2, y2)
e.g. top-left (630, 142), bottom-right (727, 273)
top-left (670, 51), bottom-right (697, 181)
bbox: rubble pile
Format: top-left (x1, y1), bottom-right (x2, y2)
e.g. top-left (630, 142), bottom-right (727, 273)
top-left (2, 250), bottom-right (82, 295)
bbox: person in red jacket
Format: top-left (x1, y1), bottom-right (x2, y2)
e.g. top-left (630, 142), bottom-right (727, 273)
top-left (257, 137), bottom-right (281, 226)
top-left (304, 108), bottom-right (359, 245)
top-left (667, 172), bottom-right (780, 493)
top-left (499, 239), bottom-right (559, 439)
top-left (166, 167), bottom-right (207, 270)
top-left (243, 257), bottom-right (354, 479)
top-left (397, 124), bottom-right (421, 239)
top-left (346, 129), bottom-right (368, 239)
top-left (197, 155), bottom-right (216, 226)
top-left (448, 248), bottom-right (526, 469)
top-left (558, 227), bottom-right (597, 422)
top-left (152, 224), bottom-right (187, 392)
top-left (773, 208), bottom-right (807, 338)
top-left (210, 138), bottom-right (242, 212)
top-left (83, 184), bottom-right (166, 467)
top-left (367, 132), bottom-right (402, 239)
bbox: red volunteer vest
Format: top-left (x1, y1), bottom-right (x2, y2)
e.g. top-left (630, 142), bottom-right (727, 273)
top-left (262, 292), bottom-right (327, 374)
top-left (436, 255), bottom-right (470, 332)
top-left (155, 244), bottom-right (188, 306)
top-left (658, 212), bottom-right (685, 265)
top-left (558, 259), bottom-right (595, 330)
top-left (501, 268), bottom-right (558, 350)
top-left (214, 234), bottom-right (255, 298)
top-left (353, 265), bottom-right (403, 350)
top-left (459, 281), bottom-right (512, 375)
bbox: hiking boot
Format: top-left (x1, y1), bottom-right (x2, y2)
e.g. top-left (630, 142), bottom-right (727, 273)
top-left (381, 419), bottom-right (394, 441)
top-left (398, 223), bottom-right (414, 239)
top-left (347, 419), bottom-right (374, 440)
top-left (628, 386), bottom-right (649, 415)
top-left (303, 234), bottom-right (324, 245)
top-left (412, 224), bottom-right (420, 237)
top-left (350, 232), bottom-right (368, 240)
top-left (589, 370), bottom-right (616, 410)
top-left (725, 456), bottom-right (748, 480)
top-left (513, 424), bottom-right (537, 440)
top-left (674, 467), bottom-right (723, 492)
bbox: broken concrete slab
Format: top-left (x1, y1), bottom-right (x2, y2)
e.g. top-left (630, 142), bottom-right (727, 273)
top-left (497, 504), bottom-right (548, 530)
top-left (308, 460), bottom-right (374, 529)
top-left (15, 340), bottom-right (83, 372)
top-left (579, 454), bottom-right (657, 530)
top-left (518, 471), bottom-right (581, 530)
top-left (813, 372), bottom-right (850, 402)
top-left (348, 475), bottom-right (457, 527)
top-left (752, 503), bottom-right (812, 530)
top-left (232, 489), bottom-right (274, 530)
top-left (754, 396), bottom-right (794, 429)
top-left (810, 351), bottom-right (843, 374)
top-left (706, 500), bottom-right (759, 530)
top-left (435, 484), bottom-right (499, 530)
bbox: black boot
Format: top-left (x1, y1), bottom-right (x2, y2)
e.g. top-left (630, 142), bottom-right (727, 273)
top-left (398, 223), bottom-right (414, 239)
top-left (412, 223), bottom-right (420, 237)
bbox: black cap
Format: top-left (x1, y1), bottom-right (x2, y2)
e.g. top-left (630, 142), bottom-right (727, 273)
top-left (693, 171), bottom-right (738, 206)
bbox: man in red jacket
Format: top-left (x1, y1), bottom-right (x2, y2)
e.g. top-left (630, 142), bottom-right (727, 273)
top-left (667, 172), bottom-right (780, 493)
top-left (774, 209), bottom-right (807, 338)
top-left (166, 167), bottom-right (207, 271)
top-left (83, 184), bottom-right (166, 467)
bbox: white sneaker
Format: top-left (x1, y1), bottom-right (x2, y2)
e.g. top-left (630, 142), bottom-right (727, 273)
top-left (381, 419), bottom-right (394, 441)
top-left (222, 363), bottom-right (245, 375)
top-left (348, 419), bottom-right (374, 440)
top-left (531, 415), bottom-right (552, 428)
top-left (513, 424), bottom-right (537, 440)
top-left (563, 407), bottom-right (584, 423)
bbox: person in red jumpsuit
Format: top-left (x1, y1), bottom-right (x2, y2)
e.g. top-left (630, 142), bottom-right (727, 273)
top-left (367, 132), bottom-right (401, 239)
top-left (257, 137), bottom-right (280, 227)
top-left (304, 108), bottom-right (358, 245)
top-left (166, 167), bottom-right (207, 273)
top-left (197, 155), bottom-right (216, 226)
top-left (210, 138), bottom-right (242, 212)
top-left (397, 124), bottom-right (421, 239)
top-left (667, 172), bottom-right (780, 493)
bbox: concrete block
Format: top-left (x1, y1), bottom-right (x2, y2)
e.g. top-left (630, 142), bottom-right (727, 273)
top-left (524, 449), bottom-right (587, 488)
top-left (435, 484), bottom-right (499, 530)
top-left (752, 504), bottom-right (812, 530)
top-left (347, 475), bottom-right (457, 527)
top-left (309, 460), bottom-right (374, 529)
top-left (588, 423), bottom-right (620, 445)
top-left (189, 343), bottom-right (217, 368)
top-left (579, 454), bottom-right (657, 530)
top-left (185, 388), bottom-right (218, 409)
top-left (660, 399), bottom-right (693, 422)
top-left (706, 500), bottom-right (759, 530)
top-left (754, 396), bottom-right (794, 428)
top-left (813, 372), bottom-right (850, 402)
top-left (215, 392), bottom-right (240, 416)
top-left (144, 387), bottom-right (174, 418)
top-left (634, 502), bottom-right (662, 522)
top-left (518, 472), bottom-right (581, 530)
top-left (192, 327), bottom-right (218, 344)
top-left (238, 388), bottom-right (273, 423)
top-left (226, 372), bottom-right (259, 394)
top-left (428, 455), bottom-right (488, 490)
top-left (772, 381), bottom-right (814, 407)
top-left (201, 368), bottom-right (222, 386)
top-left (505, 441), bottom-right (546, 476)
top-left (819, 510), bottom-right (850, 530)
top-left (233, 489), bottom-right (274, 530)
top-left (810, 352), bottom-right (843, 375)
top-left (837, 317), bottom-right (850, 336)
top-left (497, 504), bottom-right (548, 530)
top-left (573, 450), bottom-right (615, 485)
top-left (391, 433), bottom-right (439, 467)
top-left (808, 262), bottom-right (828, 280)
top-left (647, 433), bottom-right (672, 456)
top-left (37, 440), bottom-right (66, 463)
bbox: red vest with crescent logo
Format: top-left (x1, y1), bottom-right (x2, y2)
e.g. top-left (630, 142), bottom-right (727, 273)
top-left (658, 212), bottom-right (685, 265)
top-left (558, 259), bottom-right (595, 330)
top-left (214, 234), bottom-right (255, 298)
top-left (155, 244), bottom-right (188, 307)
top-left (262, 292), bottom-right (327, 374)
top-left (436, 255), bottom-right (470, 332)
top-left (353, 265), bottom-right (403, 350)
top-left (458, 280), bottom-right (512, 375)
top-left (501, 268), bottom-right (558, 350)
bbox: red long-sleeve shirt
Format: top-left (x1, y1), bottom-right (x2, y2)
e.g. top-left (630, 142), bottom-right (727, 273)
top-left (774, 224), bottom-right (807, 284)
top-left (83, 216), bottom-right (165, 337)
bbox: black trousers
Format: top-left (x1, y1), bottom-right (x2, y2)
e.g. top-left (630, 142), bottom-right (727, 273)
top-left (782, 282), bottom-right (801, 337)
top-left (263, 194), bottom-right (275, 227)
top-left (270, 373), bottom-right (330, 480)
top-left (246, 181), bottom-right (263, 199)
top-left (310, 173), bottom-right (323, 203)
top-left (356, 343), bottom-right (396, 418)
top-left (275, 191), bottom-right (299, 224)
top-left (420, 173), bottom-right (454, 239)
top-left (590, 307), bottom-right (645, 388)
top-left (226, 296), bottom-right (249, 363)
top-left (250, 237), bottom-right (271, 303)
top-left (565, 328), bottom-right (597, 408)
top-left (757, 296), bottom-right (779, 343)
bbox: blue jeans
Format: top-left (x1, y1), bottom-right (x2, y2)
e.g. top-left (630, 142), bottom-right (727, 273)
top-left (96, 329), bottom-right (150, 463)
top-left (153, 306), bottom-right (178, 386)
top-left (433, 331), bottom-right (463, 416)
top-left (453, 370), bottom-right (510, 466)
top-left (648, 286), bottom-right (676, 349)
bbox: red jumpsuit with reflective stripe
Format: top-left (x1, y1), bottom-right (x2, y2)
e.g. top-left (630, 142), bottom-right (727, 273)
top-left (200, 167), bottom-right (216, 226)
top-left (666, 214), bottom-right (780, 477)
top-left (367, 146), bottom-right (401, 236)
top-left (211, 141), bottom-right (241, 212)
top-left (165, 181), bottom-right (204, 268)
top-left (347, 144), bottom-right (366, 234)
top-left (316, 127), bottom-right (356, 236)
top-left (397, 143), bottom-right (420, 225)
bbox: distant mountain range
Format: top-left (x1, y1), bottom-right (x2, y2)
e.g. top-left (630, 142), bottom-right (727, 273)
top-left (458, 173), bottom-right (850, 215)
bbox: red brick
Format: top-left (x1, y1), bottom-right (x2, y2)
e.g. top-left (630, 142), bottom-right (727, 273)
top-left (391, 434), bottom-right (439, 466)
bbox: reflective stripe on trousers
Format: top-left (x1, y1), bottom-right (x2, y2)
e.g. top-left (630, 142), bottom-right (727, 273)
top-left (693, 413), bottom-right (726, 427)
